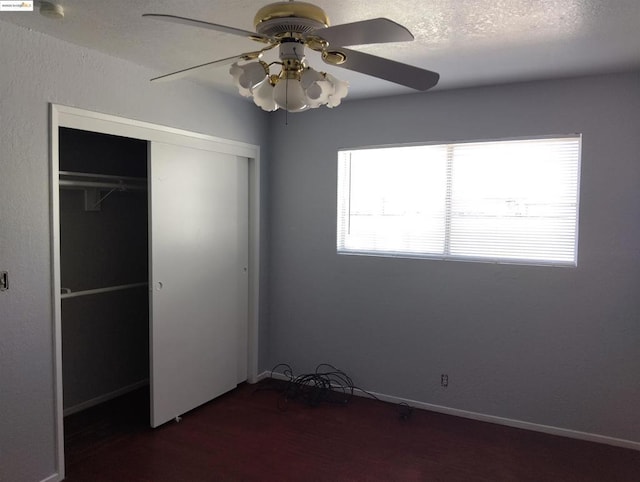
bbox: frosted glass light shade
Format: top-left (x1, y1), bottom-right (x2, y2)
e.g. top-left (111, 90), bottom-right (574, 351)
top-left (273, 78), bottom-right (308, 112)
top-left (252, 81), bottom-right (278, 112)
top-left (230, 62), bottom-right (268, 97)
top-left (326, 73), bottom-right (349, 108)
top-left (301, 67), bottom-right (323, 89)
top-left (301, 68), bottom-right (333, 108)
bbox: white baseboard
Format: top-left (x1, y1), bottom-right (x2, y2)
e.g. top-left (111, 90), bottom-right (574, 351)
top-left (257, 370), bottom-right (640, 451)
top-left (63, 379), bottom-right (149, 417)
top-left (255, 370), bottom-right (273, 382)
top-left (40, 473), bottom-right (60, 482)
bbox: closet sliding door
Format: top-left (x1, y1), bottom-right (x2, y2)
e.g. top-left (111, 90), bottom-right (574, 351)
top-left (149, 141), bottom-right (248, 428)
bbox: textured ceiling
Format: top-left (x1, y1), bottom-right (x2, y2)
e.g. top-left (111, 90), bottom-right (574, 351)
top-left (2, 0), bottom-right (639, 100)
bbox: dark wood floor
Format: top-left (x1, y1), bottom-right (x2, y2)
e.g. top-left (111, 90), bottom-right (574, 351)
top-left (63, 380), bottom-right (640, 481)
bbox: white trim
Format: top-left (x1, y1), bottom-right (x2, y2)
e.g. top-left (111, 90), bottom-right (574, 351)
top-left (54, 105), bottom-right (257, 157)
top-left (50, 104), bottom-right (261, 480)
top-left (256, 370), bottom-right (273, 382)
top-left (49, 104), bottom-right (65, 482)
top-left (39, 473), bottom-right (61, 482)
top-left (63, 379), bottom-right (149, 417)
top-left (258, 371), bottom-right (640, 451)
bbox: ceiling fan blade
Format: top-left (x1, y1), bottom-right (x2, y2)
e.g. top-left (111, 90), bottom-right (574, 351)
top-left (326, 47), bottom-right (439, 91)
top-left (151, 52), bottom-right (260, 82)
top-left (143, 14), bottom-right (270, 42)
top-left (312, 18), bottom-right (413, 47)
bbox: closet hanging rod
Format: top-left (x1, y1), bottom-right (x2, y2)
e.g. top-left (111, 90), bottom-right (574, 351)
top-left (59, 170), bottom-right (146, 183)
top-left (61, 282), bottom-right (149, 300)
top-left (59, 180), bottom-right (147, 191)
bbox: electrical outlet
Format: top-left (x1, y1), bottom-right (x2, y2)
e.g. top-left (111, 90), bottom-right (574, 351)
top-left (441, 374), bottom-right (448, 388)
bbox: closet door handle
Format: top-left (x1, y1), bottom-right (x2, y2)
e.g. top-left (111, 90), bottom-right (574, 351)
top-left (155, 281), bottom-right (163, 291)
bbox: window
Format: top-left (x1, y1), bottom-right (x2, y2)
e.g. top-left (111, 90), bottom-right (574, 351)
top-left (337, 136), bottom-right (581, 266)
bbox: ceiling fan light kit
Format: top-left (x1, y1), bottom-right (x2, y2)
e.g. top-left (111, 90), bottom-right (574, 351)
top-left (145, 1), bottom-right (439, 113)
top-left (230, 38), bottom-right (349, 112)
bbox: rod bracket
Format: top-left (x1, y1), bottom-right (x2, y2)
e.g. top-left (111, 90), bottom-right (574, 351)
top-left (84, 188), bottom-right (102, 211)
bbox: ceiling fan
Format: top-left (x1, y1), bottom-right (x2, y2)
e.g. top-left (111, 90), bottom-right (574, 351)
top-left (144, 0), bottom-right (439, 112)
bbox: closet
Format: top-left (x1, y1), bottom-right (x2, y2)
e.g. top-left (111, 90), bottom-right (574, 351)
top-left (57, 122), bottom-right (250, 426)
top-left (59, 127), bottom-right (150, 418)
top-left (52, 106), bottom-right (257, 477)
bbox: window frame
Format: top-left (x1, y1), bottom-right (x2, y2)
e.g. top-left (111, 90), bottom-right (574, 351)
top-left (337, 135), bottom-right (582, 267)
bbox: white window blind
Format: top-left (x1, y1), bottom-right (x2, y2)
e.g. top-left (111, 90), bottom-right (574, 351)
top-left (337, 136), bottom-right (581, 266)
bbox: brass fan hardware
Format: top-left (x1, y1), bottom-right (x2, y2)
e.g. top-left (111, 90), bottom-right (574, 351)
top-left (322, 50), bottom-right (347, 65)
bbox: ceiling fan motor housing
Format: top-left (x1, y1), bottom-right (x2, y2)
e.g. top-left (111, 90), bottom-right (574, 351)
top-left (254, 1), bottom-right (329, 37)
top-left (278, 40), bottom-right (306, 79)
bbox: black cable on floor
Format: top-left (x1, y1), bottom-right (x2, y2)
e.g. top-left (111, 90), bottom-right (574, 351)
top-left (265, 363), bottom-right (414, 420)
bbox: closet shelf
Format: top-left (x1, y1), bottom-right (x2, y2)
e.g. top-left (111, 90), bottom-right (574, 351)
top-left (61, 282), bottom-right (149, 300)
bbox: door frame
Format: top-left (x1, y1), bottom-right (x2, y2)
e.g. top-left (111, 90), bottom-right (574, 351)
top-left (49, 104), bottom-right (261, 480)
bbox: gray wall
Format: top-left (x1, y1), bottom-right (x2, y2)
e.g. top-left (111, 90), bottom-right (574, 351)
top-left (267, 72), bottom-right (640, 443)
top-left (0, 20), bottom-right (268, 482)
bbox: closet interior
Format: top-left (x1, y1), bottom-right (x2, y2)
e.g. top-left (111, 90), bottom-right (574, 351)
top-left (59, 127), bottom-right (150, 454)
